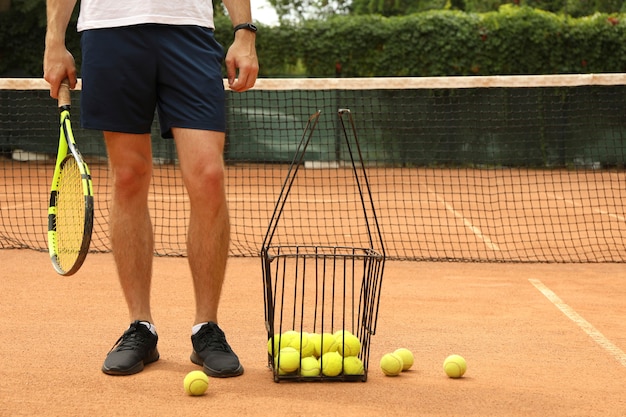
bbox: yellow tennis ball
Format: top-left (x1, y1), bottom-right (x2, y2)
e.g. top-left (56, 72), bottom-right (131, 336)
top-left (380, 353), bottom-right (403, 376)
top-left (337, 334), bottom-right (361, 357)
top-left (267, 333), bottom-right (280, 356)
top-left (313, 333), bottom-right (337, 357)
top-left (393, 348), bottom-right (414, 371)
top-left (309, 333), bottom-right (321, 356)
top-left (321, 351), bottom-right (343, 377)
top-left (269, 330), bottom-right (307, 357)
top-left (443, 354), bottom-right (467, 378)
top-left (299, 332), bottom-right (315, 358)
top-left (277, 347), bottom-right (300, 373)
top-left (299, 356), bottom-right (321, 377)
top-left (333, 329), bottom-right (353, 340)
top-left (342, 356), bottom-right (365, 375)
top-left (281, 330), bottom-right (301, 350)
top-left (183, 370), bottom-right (209, 396)
top-left (327, 335), bottom-right (341, 354)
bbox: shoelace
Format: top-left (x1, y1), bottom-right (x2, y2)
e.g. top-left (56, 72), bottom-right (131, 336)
top-left (196, 325), bottom-right (231, 352)
top-left (110, 324), bottom-right (150, 352)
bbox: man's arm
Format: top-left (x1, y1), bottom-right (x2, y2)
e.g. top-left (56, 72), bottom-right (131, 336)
top-left (43, 0), bottom-right (78, 98)
top-left (222, 0), bottom-right (259, 92)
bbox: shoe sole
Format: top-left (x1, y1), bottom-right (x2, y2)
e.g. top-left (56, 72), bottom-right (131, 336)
top-left (102, 351), bottom-right (160, 376)
top-left (190, 351), bottom-right (244, 378)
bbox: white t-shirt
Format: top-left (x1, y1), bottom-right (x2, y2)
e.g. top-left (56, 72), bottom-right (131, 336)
top-left (77, 1), bottom-right (215, 31)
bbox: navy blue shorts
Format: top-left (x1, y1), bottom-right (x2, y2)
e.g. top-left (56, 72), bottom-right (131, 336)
top-left (80, 24), bottom-right (226, 138)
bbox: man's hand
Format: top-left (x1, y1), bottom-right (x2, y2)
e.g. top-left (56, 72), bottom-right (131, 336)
top-left (43, 0), bottom-right (79, 98)
top-left (43, 44), bottom-right (77, 99)
top-left (225, 31), bottom-right (259, 92)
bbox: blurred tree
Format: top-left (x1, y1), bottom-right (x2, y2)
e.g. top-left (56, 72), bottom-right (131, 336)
top-left (269, 0), bottom-right (626, 18)
top-left (562, 0), bottom-right (626, 17)
top-left (267, 0), bottom-right (351, 21)
top-left (4, 0), bottom-right (47, 24)
top-left (350, 0), bottom-right (446, 16)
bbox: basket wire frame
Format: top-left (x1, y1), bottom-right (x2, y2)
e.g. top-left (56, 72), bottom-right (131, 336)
top-left (261, 110), bottom-right (386, 382)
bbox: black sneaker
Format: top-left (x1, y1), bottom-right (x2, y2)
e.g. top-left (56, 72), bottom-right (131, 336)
top-left (190, 322), bottom-right (244, 377)
top-left (102, 321), bottom-right (160, 376)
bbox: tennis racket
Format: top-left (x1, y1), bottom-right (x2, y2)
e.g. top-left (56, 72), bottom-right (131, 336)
top-left (47, 80), bottom-right (94, 275)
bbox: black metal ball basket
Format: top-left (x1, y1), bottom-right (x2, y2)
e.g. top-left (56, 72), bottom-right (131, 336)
top-left (261, 110), bottom-right (386, 382)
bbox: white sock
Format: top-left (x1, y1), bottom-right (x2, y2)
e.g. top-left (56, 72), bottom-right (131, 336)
top-left (139, 321), bottom-right (157, 336)
top-left (192, 322), bottom-right (209, 335)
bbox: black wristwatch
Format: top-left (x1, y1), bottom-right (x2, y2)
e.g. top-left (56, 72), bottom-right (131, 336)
top-left (233, 23), bottom-right (258, 35)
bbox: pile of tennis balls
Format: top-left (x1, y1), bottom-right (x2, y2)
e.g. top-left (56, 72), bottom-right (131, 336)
top-left (269, 330), bottom-right (365, 377)
top-left (379, 349), bottom-right (467, 379)
top-left (379, 348), bottom-right (415, 376)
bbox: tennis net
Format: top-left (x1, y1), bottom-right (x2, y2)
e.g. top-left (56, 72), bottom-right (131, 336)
top-left (1, 75), bottom-right (625, 262)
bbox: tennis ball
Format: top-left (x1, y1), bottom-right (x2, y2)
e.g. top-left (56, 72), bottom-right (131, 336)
top-left (309, 333), bottom-right (321, 356)
top-left (183, 370), bottom-right (209, 396)
top-left (380, 353), bottom-right (403, 376)
top-left (393, 348), bottom-right (414, 371)
top-left (299, 332), bottom-right (315, 358)
top-left (268, 330), bottom-right (303, 356)
top-left (321, 351), bottom-right (343, 377)
top-left (333, 329), bottom-right (353, 340)
top-left (342, 356), bottom-right (365, 375)
top-left (299, 356), bottom-right (321, 377)
top-left (313, 332), bottom-right (338, 357)
top-left (277, 347), bottom-right (300, 373)
top-left (327, 335), bottom-right (342, 354)
top-left (337, 334), bottom-right (361, 357)
top-left (267, 334), bottom-right (280, 356)
top-left (280, 330), bottom-right (301, 350)
top-left (443, 354), bottom-right (467, 378)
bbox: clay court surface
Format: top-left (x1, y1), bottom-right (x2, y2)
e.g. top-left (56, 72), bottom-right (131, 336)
top-left (1, 249), bottom-right (625, 416)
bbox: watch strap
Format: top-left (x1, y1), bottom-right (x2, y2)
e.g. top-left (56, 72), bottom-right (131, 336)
top-left (233, 23), bottom-right (258, 35)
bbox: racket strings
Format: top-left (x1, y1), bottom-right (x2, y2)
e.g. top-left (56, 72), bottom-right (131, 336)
top-left (55, 157), bottom-right (86, 270)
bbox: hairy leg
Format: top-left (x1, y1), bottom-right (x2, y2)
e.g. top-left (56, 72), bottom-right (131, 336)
top-left (173, 127), bottom-right (229, 325)
top-left (104, 132), bottom-right (154, 323)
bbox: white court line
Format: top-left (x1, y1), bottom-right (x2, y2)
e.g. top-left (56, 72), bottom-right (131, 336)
top-left (529, 278), bottom-right (626, 367)
top-left (429, 190), bottom-right (500, 251)
top-left (552, 193), bottom-right (626, 222)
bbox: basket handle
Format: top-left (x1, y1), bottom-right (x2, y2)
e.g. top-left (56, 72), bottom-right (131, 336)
top-left (338, 109), bottom-right (386, 257)
top-left (261, 111), bottom-right (322, 251)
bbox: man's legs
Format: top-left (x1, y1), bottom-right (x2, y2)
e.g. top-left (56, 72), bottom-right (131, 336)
top-left (101, 132), bottom-right (159, 376)
top-left (174, 127), bottom-right (229, 324)
top-left (174, 127), bottom-right (243, 377)
top-left (105, 132), bottom-right (155, 322)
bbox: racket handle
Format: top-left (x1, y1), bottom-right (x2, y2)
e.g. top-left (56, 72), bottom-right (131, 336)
top-left (58, 80), bottom-right (71, 109)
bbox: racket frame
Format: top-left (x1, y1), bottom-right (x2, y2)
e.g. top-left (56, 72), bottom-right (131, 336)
top-left (47, 82), bottom-right (94, 276)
